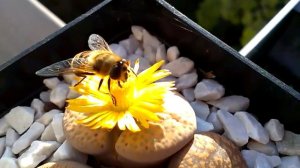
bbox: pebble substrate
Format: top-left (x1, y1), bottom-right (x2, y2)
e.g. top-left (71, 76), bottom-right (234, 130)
top-left (0, 26), bottom-right (300, 168)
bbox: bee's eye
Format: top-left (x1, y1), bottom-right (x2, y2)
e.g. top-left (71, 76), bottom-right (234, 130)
top-left (122, 66), bottom-right (127, 71)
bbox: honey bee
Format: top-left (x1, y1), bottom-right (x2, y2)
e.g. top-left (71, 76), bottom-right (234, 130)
top-left (36, 34), bottom-right (134, 105)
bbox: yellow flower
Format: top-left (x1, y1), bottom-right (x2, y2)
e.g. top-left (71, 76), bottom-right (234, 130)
top-left (66, 60), bottom-right (174, 132)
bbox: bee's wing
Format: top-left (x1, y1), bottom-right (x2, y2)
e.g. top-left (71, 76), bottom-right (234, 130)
top-left (35, 58), bottom-right (94, 77)
top-left (88, 34), bottom-right (112, 51)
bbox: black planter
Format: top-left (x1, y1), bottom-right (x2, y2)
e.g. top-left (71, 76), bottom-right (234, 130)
top-left (240, 1), bottom-right (300, 95)
top-left (1, 0), bottom-right (300, 133)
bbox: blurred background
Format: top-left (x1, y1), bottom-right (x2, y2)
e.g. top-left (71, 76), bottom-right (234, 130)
top-left (39, 0), bottom-right (289, 50)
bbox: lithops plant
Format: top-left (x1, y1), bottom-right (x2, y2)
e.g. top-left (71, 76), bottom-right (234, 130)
top-left (168, 132), bottom-right (247, 168)
top-left (62, 61), bottom-right (197, 167)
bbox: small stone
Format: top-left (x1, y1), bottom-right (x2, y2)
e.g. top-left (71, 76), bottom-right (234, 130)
top-left (41, 124), bottom-right (56, 141)
top-left (206, 111), bottom-right (223, 132)
top-left (12, 122), bottom-right (45, 154)
top-left (254, 156), bottom-right (272, 168)
top-left (142, 29), bottom-right (161, 50)
top-left (241, 150), bottom-right (281, 168)
top-left (52, 140), bottom-right (88, 163)
top-left (156, 44), bottom-right (167, 62)
top-left (51, 113), bottom-right (65, 143)
top-left (40, 91), bottom-right (51, 103)
top-left (31, 98), bottom-right (45, 119)
top-left (157, 75), bottom-right (177, 83)
top-left (0, 137), bottom-right (5, 157)
top-left (278, 156), bottom-right (300, 168)
top-left (164, 57), bottom-right (194, 77)
top-left (247, 140), bottom-right (278, 156)
top-left (0, 118), bottom-right (10, 136)
top-left (195, 117), bottom-right (214, 133)
top-left (135, 47), bottom-right (143, 56)
top-left (182, 88), bottom-right (195, 102)
top-left (36, 109), bottom-right (61, 125)
top-left (210, 106), bottom-right (218, 112)
top-left (207, 95), bottom-right (250, 113)
top-left (2, 146), bottom-right (15, 158)
top-left (235, 112), bottom-right (269, 144)
top-left (18, 141), bottom-right (60, 168)
top-left (128, 55), bottom-right (150, 73)
top-left (5, 128), bottom-right (19, 147)
top-left (50, 83), bottom-right (69, 108)
top-left (63, 73), bottom-right (78, 85)
top-left (131, 25), bottom-right (144, 41)
top-left (190, 100), bottom-right (210, 120)
top-left (217, 110), bottom-right (248, 146)
top-left (5, 106), bottom-right (35, 134)
top-left (264, 119), bottom-right (284, 141)
top-left (144, 46), bottom-right (156, 64)
top-left (176, 72), bottom-right (198, 90)
top-left (0, 158), bottom-right (18, 168)
top-left (119, 35), bottom-right (139, 55)
top-left (167, 46), bottom-right (180, 62)
top-left (194, 79), bottom-right (225, 101)
top-left (276, 131), bottom-right (300, 155)
top-left (109, 43), bottom-right (127, 58)
top-left (67, 89), bottom-right (80, 99)
top-left (43, 77), bottom-right (60, 90)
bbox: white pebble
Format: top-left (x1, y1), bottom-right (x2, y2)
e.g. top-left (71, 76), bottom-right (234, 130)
top-left (190, 100), bottom-right (210, 120)
top-left (247, 140), bottom-right (278, 156)
top-left (31, 98), bottom-right (45, 119)
top-left (18, 141), bottom-right (60, 168)
top-left (0, 118), bottom-right (10, 136)
top-left (242, 150), bottom-right (281, 168)
top-left (43, 77), bottom-right (60, 90)
top-left (206, 111), bottom-right (223, 132)
top-left (41, 124), bottom-right (56, 141)
top-left (12, 122), bottom-right (45, 154)
top-left (207, 95), bottom-right (250, 112)
top-left (264, 119), bottom-right (284, 141)
top-left (63, 73), bottom-right (77, 85)
top-left (5, 128), bottom-right (19, 147)
top-left (235, 112), bottom-right (269, 144)
top-left (36, 109), bottom-right (61, 125)
top-left (276, 131), bottom-right (300, 155)
top-left (217, 110), bottom-right (248, 146)
top-left (5, 106), bottom-right (34, 134)
top-left (195, 117), bottom-right (214, 133)
top-left (167, 46), bottom-right (180, 62)
top-left (2, 147), bottom-right (14, 158)
top-left (157, 75), bottom-right (177, 83)
top-left (164, 57), bottom-right (194, 77)
top-left (278, 156), bottom-right (300, 168)
top-left (182, 88), bottom-right (195, 102)
top-left (51, 113), bottom-right (65, 143)
top-left (0, 158), bottom-right (18, 168)
top-left (40, 91), bottom-right (51, 103)
top-left (52, 140), bottom-right (88, 163)
top-left (142, 29), bottom-right (161, 50)
top-left (119, 35), bottom-right (139, 55)
top-left (67, 89), bottom-right (80, 99)
top-left (131, 25), bottom-right (144, 41)
top-left (0, 138), bottom-right (5, 157)
top-left (254, 156), bottom-right (272, 168)
top-left (156, 44), bottom-right (167, 62)
top-left (135, 47), bottom-right (143, 56)
top-left (194, 79), bottom-right (225, 101)
top-left (176, 72), bottom-right (198, 90)
top-left (50, 83), bottom-right (69, 108)
top-left (109, 43), bottom-right (127, 58)
top-left (128, 55), bottom-right (150, 73)
top-left (144, 46), bottom-right (156, 64)
top-left (210, 106), bottom-right (218, 112)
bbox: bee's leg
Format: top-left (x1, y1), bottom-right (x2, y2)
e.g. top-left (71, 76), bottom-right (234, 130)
top-left (74, 76), bottom-right (86, 86)
top-left (108, 78), bottom-right (117, 106)
top-left (98, 79), bottom-right (104, 90)
top-left (118, 81), bottom-right (122, 88)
